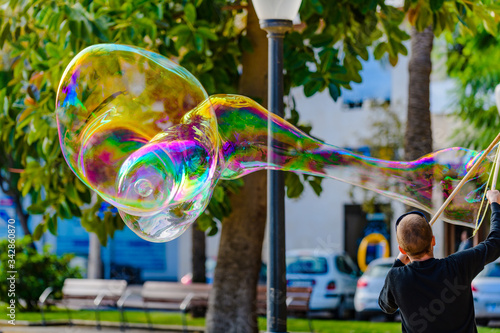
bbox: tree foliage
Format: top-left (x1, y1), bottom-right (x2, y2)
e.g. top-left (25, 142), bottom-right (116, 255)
top-left (0, 236), bottom-right (81, 311)
top-left (447, 24), bottom-right (500, 149)
top-left (0, 0), bottom-right (416, 244)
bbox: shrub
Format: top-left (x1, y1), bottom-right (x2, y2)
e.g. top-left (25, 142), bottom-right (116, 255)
top-left (0, 236), bottom-right (81, 311)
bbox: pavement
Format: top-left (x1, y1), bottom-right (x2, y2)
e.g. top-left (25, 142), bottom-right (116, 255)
top-left (0, 326), bottom-right (179, 333)
top-left (0, 320), bottom-right (204, 333)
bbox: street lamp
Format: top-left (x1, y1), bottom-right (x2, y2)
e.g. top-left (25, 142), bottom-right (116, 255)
top-left (252, 1), bottom-right (302, 332)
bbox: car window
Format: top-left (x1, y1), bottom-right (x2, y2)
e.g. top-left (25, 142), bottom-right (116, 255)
top-left (478, 262), bottom-right (500, 277)
top-left (336, 255), bottom-right (358, 275)
top-left (364, 263), bottom-right (392, 277)
top-left (286, 256), bottom-right (327, 274)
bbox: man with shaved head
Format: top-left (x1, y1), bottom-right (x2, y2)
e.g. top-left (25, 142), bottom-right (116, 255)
top-left (379, 190), bottom-right (500, 333)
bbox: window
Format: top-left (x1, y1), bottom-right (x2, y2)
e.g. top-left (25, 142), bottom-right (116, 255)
top-left (336, 255), bottom-right (360, 276)
top-left (364, 263), bottom-right (392, 278)
top-left (478, 262), bottom-right (500, 278)
top-left (286, 256), bottom-right (328, 274)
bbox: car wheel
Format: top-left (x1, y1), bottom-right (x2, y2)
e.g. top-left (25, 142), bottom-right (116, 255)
top-left (336, 297), bottom-right (348, 320)
top-left (385, 313), bottom-right (396, 322)
top-left (476, 318), bottom-right (489, 326)
top-left (355, 311), bottom-right (369, 321)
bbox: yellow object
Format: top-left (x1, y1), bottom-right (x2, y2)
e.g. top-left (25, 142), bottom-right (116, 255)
top-left (357, 233), bottom-right (390, 272)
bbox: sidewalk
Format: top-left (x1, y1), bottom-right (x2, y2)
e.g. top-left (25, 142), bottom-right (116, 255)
top-left (0, 320), bottom-right (204, 333)
top-left (0, 326), bottom-right (179, 333)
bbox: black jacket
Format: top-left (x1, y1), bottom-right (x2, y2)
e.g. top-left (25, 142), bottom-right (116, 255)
top-left (379, 202), bottom-right (500, 333)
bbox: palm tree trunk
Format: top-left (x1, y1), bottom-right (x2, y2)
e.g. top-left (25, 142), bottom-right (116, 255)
top-left (205, 2), bottom-right (268, 332)
top-left (405, 26), bottom-right (434, 161)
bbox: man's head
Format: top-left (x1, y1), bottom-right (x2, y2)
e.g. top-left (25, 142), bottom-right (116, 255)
top-left (396, 212), bottom-right (434, 259)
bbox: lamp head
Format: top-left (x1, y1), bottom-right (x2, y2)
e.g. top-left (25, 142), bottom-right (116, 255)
top-left (252, 0), bottom-right (302, 21)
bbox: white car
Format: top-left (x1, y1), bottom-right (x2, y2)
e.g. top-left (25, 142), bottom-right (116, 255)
top-left (473, 259), bottom-right (500, 325)
top-left (286, 249), bottom-right (360, 318)
top-left (354, 257), bottom-right (396, 320)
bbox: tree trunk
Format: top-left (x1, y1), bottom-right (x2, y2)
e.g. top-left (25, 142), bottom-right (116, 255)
top-left (205, 2), bottom-right (268, 332)
top-left (191, 221), bottom-right (207, 317)
top-left (404, 26), bottom-right (434, 161)
top-left (88, 233), bottom-right (103, 279)
top-left (192, 221), bottom-right (207, 284)
top-left (12, 193), bottom-right (31, 238)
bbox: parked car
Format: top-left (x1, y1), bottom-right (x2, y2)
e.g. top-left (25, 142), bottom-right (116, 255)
top-left (473, 259), bottom-right (500, 325)
top-left (354, 257), bottom-right (396, 321)
top-left (286, 249), bottom-right (360, 318)
top-left (181, 257), bottom-right (267, 285)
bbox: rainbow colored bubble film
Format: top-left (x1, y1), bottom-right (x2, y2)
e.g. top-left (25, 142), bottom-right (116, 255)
top-left (57, 44), bottom-right (494, 242)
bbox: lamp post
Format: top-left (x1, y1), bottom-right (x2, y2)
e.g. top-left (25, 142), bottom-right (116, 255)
top-left (252, 1), bottom-right (302, 332)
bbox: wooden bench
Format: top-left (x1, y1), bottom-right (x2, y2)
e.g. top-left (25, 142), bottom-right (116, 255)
top-left (257, 285), bottom-right (313, 331)
top-left (38, 278), bottom-right (128, 328)
top-left (137, 281), bottom-right (211, 331)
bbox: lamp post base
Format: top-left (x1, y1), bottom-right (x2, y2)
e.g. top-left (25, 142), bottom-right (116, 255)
top-left (259, 19), bottom-right (293, 37)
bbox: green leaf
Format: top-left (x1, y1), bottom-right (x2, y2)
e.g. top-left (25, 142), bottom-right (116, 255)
top-left (27, 203), bottom-right (47, 214)
top-left (66, 182), bottom-right (79, 203)
top-left (213, 186), bottom-right (224, 202)
top-left (196, 213), bottom-right (213, 231)
top-left (184, 3), bottom-right (197, 23)
top-left (303, 80), bottom-right (322, 97)
top-left (207, 224), bottom-right (218, 236)
top-left (194, 32), bottom-right (204, 52)
top-left (373, 42), bottom-right (387, 60)
top-left (309, 33), bottom-right (334, 48)
top-left (310, 0), bottom-right (324, 14)
top-left (328, 83), bottom-right (340, 101)
top-left (78, 187), bottom-right (92, 204)
top-left (58, 200), bottom-right (72, 220)
top-left (319, 49), bottom-right (334, 72)
top-left (430, 0), bottom-right (444, 12)
top-left (167, 24), bottom-right (191, 37)
top-left (285, 172), bottom-right (304, 198)
top-left (308, 179), bottom-right (323, 196)
top-left (48, 216), bottom-right (58, 236)
top-left (0, 22), bottom-right (11, 48)
top-left (197, 27), bottom-right (218, 41)
top-left (33, 223), bottom-right (45, 241)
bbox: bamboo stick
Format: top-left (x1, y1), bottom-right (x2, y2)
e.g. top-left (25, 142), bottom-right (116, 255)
top-left (492, 150), bottom-right (500, 191)
top-left (430, 131), bottom-right (500, 226)
top-left (493, 85), bottom-right (500, 191)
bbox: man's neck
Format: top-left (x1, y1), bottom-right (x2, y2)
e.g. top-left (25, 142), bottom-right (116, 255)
top-left (410, 253), bottom-right (434, 262)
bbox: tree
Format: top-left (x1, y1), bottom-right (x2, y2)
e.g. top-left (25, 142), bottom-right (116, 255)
top-left (0, 0), bottom-right (247, 246)
top-left (205, 4), bottom-right (267, 332)
top-left (447, 24), bottom-right (500, 149)
top-left (400, 1), bottom-right (499, 163)
top-left (405, 25), bottom-right (434, 161)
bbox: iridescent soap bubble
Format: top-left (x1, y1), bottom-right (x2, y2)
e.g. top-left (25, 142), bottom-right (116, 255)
top-left (57, 44), bottom-right (494, 242)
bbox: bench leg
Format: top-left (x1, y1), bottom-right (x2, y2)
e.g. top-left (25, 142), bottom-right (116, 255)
top-left (119, 307), bottom-right (128, 332)
top-left (144, 307), bottom-right (153, 331)
top-left (64, 304), bottom-right (73, 326)
top-left (39, 304), bottom-right (46, 326)
top-left (181, 311), bottom-right (188, 333)
top-left (307, 311), bottom-right (314, 333)
top-left (95, 307), bottom-right (102, 330)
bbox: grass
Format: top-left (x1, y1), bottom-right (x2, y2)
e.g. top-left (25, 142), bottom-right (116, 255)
top-left (3, 306), bottom-right (500, 332)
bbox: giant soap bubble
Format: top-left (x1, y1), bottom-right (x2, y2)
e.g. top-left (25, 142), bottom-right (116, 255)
top-left (57, 44), bottom-right (494, 242)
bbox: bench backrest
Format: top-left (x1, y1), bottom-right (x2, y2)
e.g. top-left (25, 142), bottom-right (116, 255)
top-left (62, 278), bottom-right (127, 300)
top-left (286, 287), bottom-right (312, 312)
top-left (142, 281), bottom-right (211, 304)
top-left (256, 285), bottom-right (312, 315)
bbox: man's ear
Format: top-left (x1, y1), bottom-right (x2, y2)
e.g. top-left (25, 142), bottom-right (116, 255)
top-left (398, 245), bottom-right (407, 255)
top-left (431, 236), bottom-right (436, 247)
